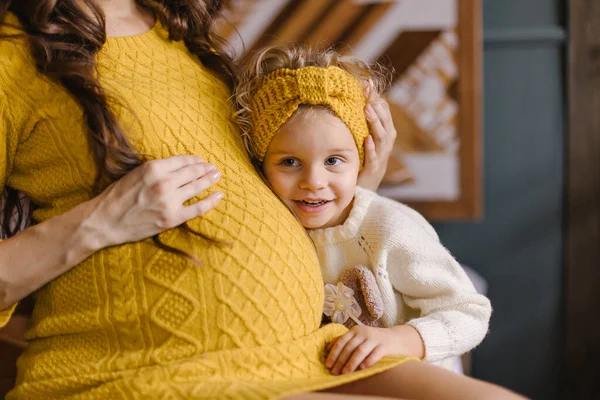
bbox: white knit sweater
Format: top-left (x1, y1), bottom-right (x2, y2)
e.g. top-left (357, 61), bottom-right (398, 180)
top-left (308, 187), bottom-right (492, 362)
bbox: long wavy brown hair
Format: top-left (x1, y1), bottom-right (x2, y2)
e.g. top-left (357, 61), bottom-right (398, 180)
top-left (0, 0), bottom-right (235, 254)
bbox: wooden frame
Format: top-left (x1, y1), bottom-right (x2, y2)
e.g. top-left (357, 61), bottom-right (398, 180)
top-left (404, 0), bottom-right (482, 220)
top-left (219, 0), bottom-right (483, 221)
top-left (563, 0), bottom-right (600, 397)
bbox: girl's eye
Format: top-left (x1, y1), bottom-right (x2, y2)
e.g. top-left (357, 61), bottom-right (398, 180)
top-left (325, 157), bottom-right (343, 166)
top-left (281, 158), bottom-right (300, 167)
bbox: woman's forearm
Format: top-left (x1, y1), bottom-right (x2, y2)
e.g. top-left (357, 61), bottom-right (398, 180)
top-left (0, 156), bottom-right (223, 310)
top-left (0, 199), bottom-right (105, 309)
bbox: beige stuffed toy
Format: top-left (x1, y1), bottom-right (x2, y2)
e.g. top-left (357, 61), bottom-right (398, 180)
top-left (323, 265), bottom-right (384, 328)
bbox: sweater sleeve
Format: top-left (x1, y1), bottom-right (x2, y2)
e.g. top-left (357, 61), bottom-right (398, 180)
top-left (380, 210), bottom-right (492, 362)
top-left (0, 91), bottom-right (21, 326)
top-left (0, 40), bottom-right (34, 327)
top-left (0, 301), bottom-right (18, 328)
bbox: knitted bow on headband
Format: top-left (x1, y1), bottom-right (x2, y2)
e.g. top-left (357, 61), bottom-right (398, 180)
top-left (249, 66), bottom-right (370, 164)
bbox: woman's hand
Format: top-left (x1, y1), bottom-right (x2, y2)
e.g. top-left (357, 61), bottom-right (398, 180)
top-left (357, 97), bottom-right (397, 191)
top-left (325, 325), bottom-right (425, 375)
top-left (0, 155), bottom-right (223, 308)
top-left (84, 155), bottom-right (223, 249)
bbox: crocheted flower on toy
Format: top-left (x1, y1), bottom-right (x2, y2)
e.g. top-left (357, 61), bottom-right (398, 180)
top-left (323, 265), bottom-right (384, 328)
top-left (324, 281), bottom-right (363, 326)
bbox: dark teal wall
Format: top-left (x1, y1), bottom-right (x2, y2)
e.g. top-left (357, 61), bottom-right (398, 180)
top-left (433, 1), bottom-right (565, 399)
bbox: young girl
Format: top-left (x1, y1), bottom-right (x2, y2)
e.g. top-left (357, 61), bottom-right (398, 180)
top-left (235, 46), bottom-right (492, 377)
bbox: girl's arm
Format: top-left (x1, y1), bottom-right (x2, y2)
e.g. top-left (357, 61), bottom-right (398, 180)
top-left (385, 237), bottom-right (492, 362)
top-left (326, 232), bottom-right (491, 376)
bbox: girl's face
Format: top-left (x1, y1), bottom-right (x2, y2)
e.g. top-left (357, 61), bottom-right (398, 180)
top-left (262, 109), bottom-right (360, 229)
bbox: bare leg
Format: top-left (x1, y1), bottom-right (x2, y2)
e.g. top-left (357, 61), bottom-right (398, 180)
top-left (321, 361), bottom-right (528, 400)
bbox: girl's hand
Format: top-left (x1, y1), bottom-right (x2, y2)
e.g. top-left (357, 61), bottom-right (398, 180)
top-left (84, 155), bottom-right (223, 249)
top-left (357, 97), bottom-right (397, 191)
top-left (325, 325), bottom-right (425, 375)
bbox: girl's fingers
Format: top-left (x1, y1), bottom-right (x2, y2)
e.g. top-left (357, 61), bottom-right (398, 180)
top-left (331, 335), bottom-right (366, 375)
top-left (359, 344), bottom-right (386, 370)
top-left (342, 341), bottom-right (377, 374)
top-left (326, 336), bottom-right (342, 352)
top-left (326, 332), bottom-right (354, 368)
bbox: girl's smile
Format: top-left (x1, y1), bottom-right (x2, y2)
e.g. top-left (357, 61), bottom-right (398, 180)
top-left (262, 108), bottom-right (360, 229)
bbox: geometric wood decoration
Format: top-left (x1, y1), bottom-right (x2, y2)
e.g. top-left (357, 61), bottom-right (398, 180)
top-left (218, 0), bottom-right (483, 220)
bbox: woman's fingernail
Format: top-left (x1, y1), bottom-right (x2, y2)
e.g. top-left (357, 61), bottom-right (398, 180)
top-left (214, 191), bottom-right (223, 200)
top-left (206, 164), bottom-right (217, 172)
top-left (211, 170), bottom-right (221, 180)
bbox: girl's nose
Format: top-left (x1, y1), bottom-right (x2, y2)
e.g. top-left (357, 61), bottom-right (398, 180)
top-left (298, 166), bottom-right (327, 191)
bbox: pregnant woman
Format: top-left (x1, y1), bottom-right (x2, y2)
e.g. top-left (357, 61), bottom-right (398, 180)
top-left (0, 1), bottom-right (523, 399)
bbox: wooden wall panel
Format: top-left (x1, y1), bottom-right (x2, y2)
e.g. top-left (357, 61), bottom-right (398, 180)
top-left (564, 0), bottom-right (600, 398)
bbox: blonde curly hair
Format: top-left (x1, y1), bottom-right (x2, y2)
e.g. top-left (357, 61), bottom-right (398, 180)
top-left (233, 45), bottom-right (392, 163)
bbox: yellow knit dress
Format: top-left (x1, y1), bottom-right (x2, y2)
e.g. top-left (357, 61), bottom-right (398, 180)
top-left (0, 15), bottom-right (412, 399)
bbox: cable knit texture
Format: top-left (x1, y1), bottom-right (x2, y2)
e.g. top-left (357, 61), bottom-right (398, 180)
top-left (309, 187), bottom-right (492, 363)
top-left (0, 15), bottom-right (412, 399)
top-left (249, 66), bottom-right (369, 164)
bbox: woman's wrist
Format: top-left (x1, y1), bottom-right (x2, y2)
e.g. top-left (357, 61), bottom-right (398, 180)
top-left (0, 199), bottom-right (108, 308)
top-left (65, 200), bottom-right (110, 263)
top-left (72, 196), bottom-right (114, 254)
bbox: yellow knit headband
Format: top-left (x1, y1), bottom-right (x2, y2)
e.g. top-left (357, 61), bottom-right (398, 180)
top-left (249, 66), bottom-right (370, 165)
